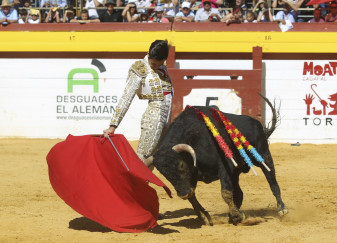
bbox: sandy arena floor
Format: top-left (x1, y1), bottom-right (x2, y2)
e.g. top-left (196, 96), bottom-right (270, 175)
top-left (0, 138), bottom-right (337, 243)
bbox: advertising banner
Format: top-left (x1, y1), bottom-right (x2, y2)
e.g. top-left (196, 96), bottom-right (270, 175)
top-left (0, 58), bottom-right (336, 143)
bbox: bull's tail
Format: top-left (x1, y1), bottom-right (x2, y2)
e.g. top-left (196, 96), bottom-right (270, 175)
top-left (258, 93), bottom-right (280, 139)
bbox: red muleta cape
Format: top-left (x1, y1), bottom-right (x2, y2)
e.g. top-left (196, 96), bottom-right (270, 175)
top-left (46, 134), bottom-right (172, 233)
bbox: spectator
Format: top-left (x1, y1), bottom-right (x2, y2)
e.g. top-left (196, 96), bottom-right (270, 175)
top-left (62, 4), bottom-right (75, 22)
top-left (132, 0), bottom-right (151, 14)
top-left (163, 0), bottom-right (179, 22)
top-left (70, 8), bottom-right (100, 22)
top-left (0, 0), bottom-right (18, 24)
top-left (257, 7), bottom-right (273, 22)
top-left (122, 1), bottom-right (139, 22)
top-left (308, 8), bottom-right (325, 23)
top-left (195, 0), bottom-right (221, 22)
top-left (148, 0), bottom-right (157, 19)
top-left (244, 10), bottom-right (257, 22)
top-left (18, 7), bottom-right (27, 23)
top-left (325, 2), bottom-right (337, 22)
top-left (139, 9), bottom-right (149, 22)
top-left (45, 7), bottom-right (60, 22)
top-left (200, 0), bottom-right (223, 8)
top-left (174, 1), bottom-right (194, 22)
top-left (221, 5), bottom-right (243, 24)
top-left (152, 5), bottom-right (169, 22)
top-left (272, 0), bottom-right (300, 20)
top-left (252, 0), bottom-right (266, 16)
top-left (232, 0), bottom-right (248, 18)
top-left (273, 0), bottom-right (296, 23)
top-left (26, 9), bottom-right (41, 23)
top-left (99, 0), bottom-right (123, 22)
top-left (84, 0), bottom-right (104, 20)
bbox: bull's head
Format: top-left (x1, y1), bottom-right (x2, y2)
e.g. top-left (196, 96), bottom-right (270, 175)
top-left (151, 144), bottom-right (197, 200)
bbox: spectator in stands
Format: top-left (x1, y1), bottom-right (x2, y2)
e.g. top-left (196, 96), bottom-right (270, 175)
top-left (62, 4), bottom-right (75, 22)
top-left (163, 0), bottom-right (179, 22)
top-left (221, 5), bottom-right (243, 24)
top-left (325, 2), bottom-right (337, 22)
top-left (70, 8), bottom-right (100, 22)
top-left (244, 10), bottom-right (257, 22)
top-left (152, 5), bottom-right (169, 22)
top-left (122, 1), bottom-right (139, 22)
top-left (174, 1), bottom-right (194, 22)
top-left (272, 0), bottom-right (301, 20)
top-left (308, 8), bottom-right (325, 23)
top-left (26, 9), bottom-right (41, 23)
top-left (139, 9), bottom-right (149, 22)
top-left (0, 0), bottom-right (18, 24)
top-left (200, 0), bottom-right (223, 8)
top-left (18, 8), bottom-right (27, 23)
top-left (148, 0), bottom-right (157, 19)
top-left (232, 0), bottom-right (248, 18)
top-left (252, 0), bottom-right (266, 16)
top-left (84, 0), bottom-right (104, 20)
top-left (195, 0), bottom-right (221, 22)
top-left (45, 6), bottom-right (60, 22)
top-left (133, 0), bottom-right (151, 14)
top-left (99, 0), bottom-right (123, 22)
top-left (273, 0), bottom-right (296, 23)
top-left (257, 7), bottom-right (273, 22)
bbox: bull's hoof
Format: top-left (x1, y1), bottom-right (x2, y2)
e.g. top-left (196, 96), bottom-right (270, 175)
top-left (228, 210), bottom-right (245, 225)
top-left (198, 210), bottom-right (213, 226)
top-left (278, 207), bottom-right (289, 216)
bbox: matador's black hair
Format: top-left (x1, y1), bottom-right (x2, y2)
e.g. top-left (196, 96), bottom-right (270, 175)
top-left (148, 40), bottom-right (170, 61)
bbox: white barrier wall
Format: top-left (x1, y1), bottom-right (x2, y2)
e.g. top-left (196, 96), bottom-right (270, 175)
top-left (0, 58), bottom-right (336, 144)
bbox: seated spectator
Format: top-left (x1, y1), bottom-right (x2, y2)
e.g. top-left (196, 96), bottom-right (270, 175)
top-left (133, 0), bottom-right (151, 14)
top-left (70, 9), bottom-right (100, 22)
top-left (252, 0), bottom-right (266, 17)
top-left (139, 9), bottom-right (149, 22)
top-left (199, 0), bottom-right (223, 9)
top-left (99, 0), bottom-right (123, 22)
top-left (18, 8), bottom-right (27, 23)
top-left (148, 0), bottom-right (157, 19)
top-left (163, 0), bottom-right (179, 22)
top-left (257, 7), bottom-right (273, 22)
top-left (174, 1), bottom-right (194, 22)
top-left (221, 5), bottom-right (243, 24)
top-left (122, 1), bottom-right (139, 22)
top-left (273, 0), bottom-right (296, 23)
top-left (272, 0), bottom-right (299, 20)
top-left (45, 7), bottom-right (60, 22)
top-left (40, 0), bottom-right (66, 19)
top-left (244, 10), bottom-right (257, 22)
top-left (308, 8), bottom-right (325, 23)
top-left (152, 6), bottom-right (169, 22)
top-left (195, 0), bottom-right (221, 22)
top-left (62, 5), bottom-right (75, 22)
top-left (84, 0), bottom-right (104, 20)
top-left (325, 2), bottom-right (337, 22)
top-left (26, 9), bottom-right (41, 23)
top-left (0, 0), bottom-right (18, 24)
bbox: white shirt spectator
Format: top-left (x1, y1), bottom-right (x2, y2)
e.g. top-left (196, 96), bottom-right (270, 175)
top-left (85, 0), bottom-right (104, 19)
top-left (195, 7), bottom-right (220, 22)
top-left (274, 10), bottom-right (295, 23)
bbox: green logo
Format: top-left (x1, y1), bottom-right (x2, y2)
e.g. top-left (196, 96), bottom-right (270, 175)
top-left (68, 68), bottom-right (99, 93)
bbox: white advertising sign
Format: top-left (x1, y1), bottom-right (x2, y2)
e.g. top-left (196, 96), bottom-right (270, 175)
top-left (0, 58), bottom-right (147, 140)
top-left (0, 58), bottom-right (336, 144)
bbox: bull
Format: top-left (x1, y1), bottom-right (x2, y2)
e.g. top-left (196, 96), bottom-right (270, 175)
top-left (145, 95), bottom-right (288, 225)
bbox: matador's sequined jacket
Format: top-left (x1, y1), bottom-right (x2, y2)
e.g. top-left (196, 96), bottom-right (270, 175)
top-left (110, 56), bottom-right (173, 127)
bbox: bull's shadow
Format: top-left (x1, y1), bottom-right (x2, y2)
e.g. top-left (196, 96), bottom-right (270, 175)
top-left (213, 208), bottom-right (279, 220)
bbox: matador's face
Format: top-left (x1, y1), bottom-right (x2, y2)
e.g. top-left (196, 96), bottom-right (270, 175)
top-left (148, 58), bottom-right (165, 70)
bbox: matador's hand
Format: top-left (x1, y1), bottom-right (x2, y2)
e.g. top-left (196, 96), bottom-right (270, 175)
top-left (103, 126), bottom-right (116, 138)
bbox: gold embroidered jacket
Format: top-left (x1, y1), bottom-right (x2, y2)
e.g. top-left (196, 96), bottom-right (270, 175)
top-left (110, 56), bottom-right (173, 127)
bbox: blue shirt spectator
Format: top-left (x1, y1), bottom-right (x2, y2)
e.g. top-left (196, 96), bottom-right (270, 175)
top-left (0, 0), bottom-right (18, 23)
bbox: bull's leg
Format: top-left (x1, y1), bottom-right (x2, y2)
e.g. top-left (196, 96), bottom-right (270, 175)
top-left (221, 190), bottom-right (245, 225)
top-left (188, 193), bottom-right (213, 226)
top-left (232, 171), bottom-right (243, 209)
top-left (261, 151), bottom-right (288, 216)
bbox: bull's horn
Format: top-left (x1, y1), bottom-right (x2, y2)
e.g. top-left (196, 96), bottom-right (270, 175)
top-left (172, 144), bottom-right (197, 167)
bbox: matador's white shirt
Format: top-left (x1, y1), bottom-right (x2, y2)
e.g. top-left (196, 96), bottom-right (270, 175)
top-left (110, 56), bottom-right (173, 127)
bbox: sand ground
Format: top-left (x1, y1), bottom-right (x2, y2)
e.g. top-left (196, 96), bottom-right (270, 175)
top-left (1, 138), bottom-right (337, 243)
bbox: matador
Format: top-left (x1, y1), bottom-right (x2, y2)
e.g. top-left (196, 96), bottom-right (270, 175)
top-left (110, 56), bottom-right (173, 162)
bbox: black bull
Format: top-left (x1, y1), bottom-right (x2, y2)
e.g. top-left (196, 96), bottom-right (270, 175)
top-left (146, 97), bottom-right (288, 225)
